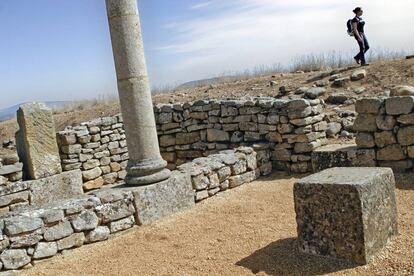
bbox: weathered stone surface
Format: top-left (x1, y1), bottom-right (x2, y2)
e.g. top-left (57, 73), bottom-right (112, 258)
top-left (9, 233), bottom-right (42, 248)
top-left (82, 167), bottom-right (102, 181)
top-left (326, 122), bottom-right (342, 137)
top-left (16, 102), bottom-right (62, 179)
top-left (95, 200), bottom-right (135, 224)
top-left (353, 114), bottom-right (377, 132)
top-left (397, 126), bottom-right (414, 145)
top-left (304, 88), bottom-right (326, 99)
top-left (0, 163), bottom-right (23, 176)
top-left (130, 171), bottom-right (194, 225)
top-left (378, 160), bottom-right (413, 172)
top-left (83, 177), bottom-right (104, 191)
top-left (57, 232), bottom-right (85, 251)
top-left (28, 170), bottom-right (84, 206)
top-left (4, 216), bottom-right (43, 235)
top-left (33, 242), bottom-right (58, 259)
top-left (294, 140), bottom-right (324, 153)
top-left (109, 216), bottom-right (135, 233)
top-left (385, 96), bottom-right (414, 115)
top-left (311, 144), bottom-right (376, 172)
top-left (390, 85), bottom-right (414, 96)
top-left (44, 221), bottom-right (74, 241)
top-left (195, 190), bottom-right (209, 202)
top-left (228, 171), bottom-right (256, 188)
top-left (396, 113), bottom-right (414, 125)
top-left (294, 167), bottom-right (398, 264)
top-left (85, 226), bottom-right (110, 243)
top-left (355, 132), bottom-right (375, 148)
top-left (377, 144), bottom-right (405, 161)
top-left (374, 131), bottom-right (396, 148)
top-left (71, 210), bottom-right (99, 231)
top-left (206, 129), bottom-right (230, 142)
top-left (0, 249), bottom-right (31, 270)
top-left (376, 115), bottom-right (396, 130)
top-left (0, 191), bottom-right (29, 208)
top-left (350, 69), bottom-right (366, 81)
top-left (355, 98), bottom-right (383, 114)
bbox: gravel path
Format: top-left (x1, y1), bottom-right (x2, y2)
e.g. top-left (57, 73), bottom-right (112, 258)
top-left (24, 172), bottom-right (414, 276)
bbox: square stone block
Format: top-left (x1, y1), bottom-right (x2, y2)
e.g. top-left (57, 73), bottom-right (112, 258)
top-left (294, 167), bottom-right (398, 264)
top-left (125, 170), bottom-right (195, 225)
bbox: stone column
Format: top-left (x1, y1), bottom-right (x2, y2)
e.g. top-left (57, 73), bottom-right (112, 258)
top-left (105, 0), bottom-right (171, 185)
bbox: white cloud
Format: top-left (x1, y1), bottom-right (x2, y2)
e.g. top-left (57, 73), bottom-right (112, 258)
top-left (150, 0), bottom-right (414, 85)
top-left (190, 1), bottom-right (212, 10)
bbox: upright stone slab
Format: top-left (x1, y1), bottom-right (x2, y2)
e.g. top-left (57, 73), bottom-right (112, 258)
top-left (127, 170), bottom-right (194, 225)
top-left (16, 102), bottom-right (62, 179)
top-left (294, 167), bottom-right (398, 264)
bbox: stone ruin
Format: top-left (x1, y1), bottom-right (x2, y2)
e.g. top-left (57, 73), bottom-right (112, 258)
top-left (0, 0), bottom-right (405, 272)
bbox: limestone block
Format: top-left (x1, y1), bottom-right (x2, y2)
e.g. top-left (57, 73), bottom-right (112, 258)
top-left (377, 144), bottom-right (405, 161)
top-left (207, 129), bottom-right (230, 142)
top-left (4, 216), bottom-right (43, 235)
top-left (82, 167), bottom-right (102, 181)
top-left (390, 85), bottom-right (414, 96)
top-left (33, 242), bottom-right (58, 259)
top-left (176, 132), bottom-right (200, 145)
top-left (195, 190), bottom-right (209, 202)
top-left (28, 170), bottom-right (84, 206)
top-left (71, 210), bottom-right (99, 231)
top-left (355, 132), bottom-right (375, 148)
top-left (0, 249), bottom-right (31, 270)
top-left (9, 233), bottom-right (42, 248)
top-left (228, 171), bottom-right (256, 188)
top-left (294, 167), bottom-right (398, 264)
top-left (191, 174), bottom-right (209, 190)
top-left (94, 198), bottom-right (134, 223)
top-left (374, 131), bottom-right (396, 148)
top-left (130, 170), bottom-right (195, 225)
top-left (109, 215), bottom-right (135, 233)
top-left (376, 115), bottom-right (396, 130)
top-left (397, 113), bottom-right (414, 125)
top-left (353, 114), bottom-right (377, 132)
top-left (16, 102), bottom-right (62, 179)
top-left (44, 221), bottom-right (74, 241)
top-left (85, 226), bottom-right (110, 243)
top-left (385, 96), bottom-right (414, 115)
top-left (397, 126), bottom-right (414, 145)
top-left (0, 190), bottom-right (29, 208)
top-left (350, 69), bottom-right (366, 81)
top-left (272, 148), bottom-right (291, 161)
top-left (57, 232), bottom-right (85, 251)
top-left (294, 140), bottom-right (324, 154)
top-left (0, 162), bottom-right (23, 176)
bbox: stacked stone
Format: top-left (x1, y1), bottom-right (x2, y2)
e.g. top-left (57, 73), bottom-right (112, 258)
top-left (0, 154), bottom-right (23, 185)
top-left (155, 97), bottom-right (326, 173)
top-left (178, 147), bottom-right (264, 202)
top-left (355, 96), bottom-right (414, 172)
top-left (0, 190), bottom-right (136, 271)
top-left (57, 114), bottom-right (128, 191)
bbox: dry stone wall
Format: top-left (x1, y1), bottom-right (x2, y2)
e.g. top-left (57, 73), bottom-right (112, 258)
top-left (0, 154), bottom-right (23, 186)
top-left (354, 96), bottom-right (414, 172)
top-left (0, 147), bottom-right (263, 271)
top-left (57, 98), bottom-right (327, 191)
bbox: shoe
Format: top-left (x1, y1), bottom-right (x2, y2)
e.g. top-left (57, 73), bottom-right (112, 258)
top-left (354, 57), bottom-right (360, 64)
top-left (361, 63), bottom-right (370, 66)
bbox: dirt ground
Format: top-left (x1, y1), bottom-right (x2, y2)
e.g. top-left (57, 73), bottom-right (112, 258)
top-left (24, 172), bottom-right (414, 276)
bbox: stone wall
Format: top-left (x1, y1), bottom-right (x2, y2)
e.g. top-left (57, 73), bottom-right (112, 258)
top-left (354, 96), bottom-right (414, 172)
top-left (57, 98), bottom-right (327, 191)
top-left (0, 147), bottom-right (263, 271)
top-left (0, 154), bottom-right (23, 186)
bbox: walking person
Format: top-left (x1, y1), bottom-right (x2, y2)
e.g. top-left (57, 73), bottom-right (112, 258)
top-left (352, 7), bottom-right (370, 66)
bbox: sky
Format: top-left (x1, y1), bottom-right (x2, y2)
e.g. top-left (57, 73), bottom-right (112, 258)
top-left (0, 0), bottom-right (413, 109)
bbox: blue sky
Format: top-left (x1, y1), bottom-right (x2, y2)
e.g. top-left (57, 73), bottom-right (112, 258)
top-left (0, 0), bottom-right (413, 109)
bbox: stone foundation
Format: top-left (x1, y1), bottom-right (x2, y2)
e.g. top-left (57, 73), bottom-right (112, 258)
top-left (57, 98), bottom-right (327, 191)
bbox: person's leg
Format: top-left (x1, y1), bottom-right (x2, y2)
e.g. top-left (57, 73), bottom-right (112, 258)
top-left (363, 34), bottom-right (370, 53)
top-left (354, 38), bottom-right (362, 63)
top-left (356, 38), bottom-right (366, 65)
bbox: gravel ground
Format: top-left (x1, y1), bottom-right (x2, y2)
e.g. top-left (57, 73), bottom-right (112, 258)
top-left (24, 172), bottom-right (414, 276)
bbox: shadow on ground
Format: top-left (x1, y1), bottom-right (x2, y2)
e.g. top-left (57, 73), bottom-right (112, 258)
top-left (236, 238), bottom-right (358, 276)
top-left (258, 171), bottom-right (309, 183)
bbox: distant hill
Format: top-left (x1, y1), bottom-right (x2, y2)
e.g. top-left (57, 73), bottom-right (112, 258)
top-left (176, 77), bottom-right (225, 90)
top-left (0, 101), bottom-right (71, 122)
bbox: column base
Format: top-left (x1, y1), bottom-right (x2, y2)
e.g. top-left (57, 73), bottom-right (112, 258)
top-left (125, 159), bottom-right (171, 185)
